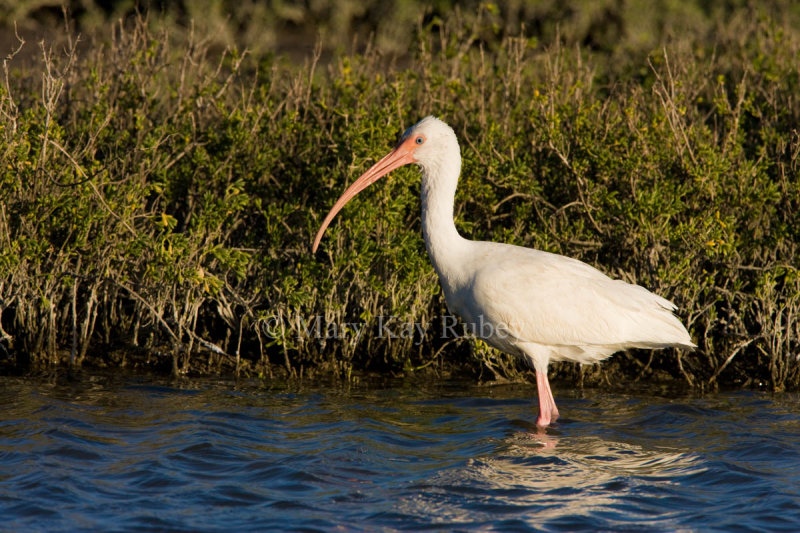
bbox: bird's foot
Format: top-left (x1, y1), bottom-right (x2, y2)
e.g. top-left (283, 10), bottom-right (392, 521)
top-left (535, 409), bottom-right (559, 428)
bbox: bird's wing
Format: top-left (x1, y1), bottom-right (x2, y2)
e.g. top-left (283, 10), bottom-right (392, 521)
top-left (466, 245), bottom-right (689, 348)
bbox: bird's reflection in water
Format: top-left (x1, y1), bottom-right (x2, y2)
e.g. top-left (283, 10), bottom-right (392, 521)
top-left (508, 418), bottom-right (560, 450)
top-left (396, 430), bottom-right (703, 528)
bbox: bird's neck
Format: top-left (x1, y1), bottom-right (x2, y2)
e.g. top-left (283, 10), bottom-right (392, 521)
top-left (420, 154), bottom-right (468, 277)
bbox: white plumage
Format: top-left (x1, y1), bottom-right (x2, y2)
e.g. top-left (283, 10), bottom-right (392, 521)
top-left (313, 116), bottom-right (695, 426)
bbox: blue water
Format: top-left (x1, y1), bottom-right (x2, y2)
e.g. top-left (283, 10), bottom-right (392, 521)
top-left (1, 374), bottom-right (798, 532)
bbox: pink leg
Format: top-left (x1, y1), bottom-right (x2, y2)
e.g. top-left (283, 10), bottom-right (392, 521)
top-left (535, 369), bottom-right (560, 427)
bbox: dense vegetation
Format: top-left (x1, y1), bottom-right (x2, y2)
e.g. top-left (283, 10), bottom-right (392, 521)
top-left (1, 2), bottom-right (798, 390)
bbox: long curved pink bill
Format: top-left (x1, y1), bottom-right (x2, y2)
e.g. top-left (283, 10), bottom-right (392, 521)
top-left (311, 143), bottom-right (415, 253)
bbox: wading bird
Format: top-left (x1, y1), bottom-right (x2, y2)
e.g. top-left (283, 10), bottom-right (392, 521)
top-left (312, 116), bottom-right (695, 426)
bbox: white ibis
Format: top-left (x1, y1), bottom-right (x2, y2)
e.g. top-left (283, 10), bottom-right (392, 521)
top-left (312, 116), bottom-right (695, 426)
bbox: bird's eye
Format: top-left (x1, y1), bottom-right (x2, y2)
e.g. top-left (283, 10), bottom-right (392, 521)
top-left (415, 136), bottom-right (424, 145)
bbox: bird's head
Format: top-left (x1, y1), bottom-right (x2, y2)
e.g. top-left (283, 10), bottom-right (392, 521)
top-left (311, 116), bottom-right (458, 253)
top-left (397, 115), bottom-right (458, 170)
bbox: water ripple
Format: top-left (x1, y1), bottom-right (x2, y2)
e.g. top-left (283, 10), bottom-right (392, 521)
top-left (0, 376), bottom-right (798, 532)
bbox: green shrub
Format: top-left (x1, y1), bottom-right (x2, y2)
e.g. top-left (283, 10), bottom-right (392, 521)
top-left (0, 4), bottom-right (798, 390)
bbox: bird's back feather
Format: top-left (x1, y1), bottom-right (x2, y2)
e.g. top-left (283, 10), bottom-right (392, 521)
top-left (443, 241), bottom-right (694, 365)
